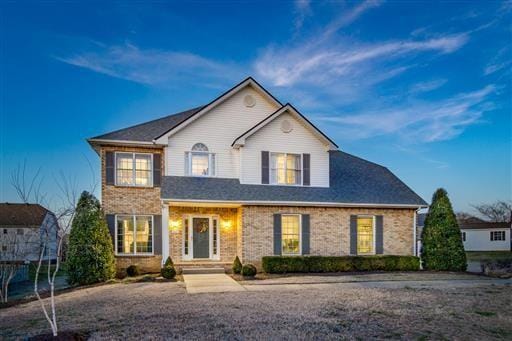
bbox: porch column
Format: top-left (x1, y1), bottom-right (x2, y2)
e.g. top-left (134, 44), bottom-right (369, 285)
top-left (161, 204), bottom-right (170, 265)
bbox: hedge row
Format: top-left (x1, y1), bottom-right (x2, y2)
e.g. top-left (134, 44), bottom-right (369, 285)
top-left (262, 255), bottom-right (420, 273)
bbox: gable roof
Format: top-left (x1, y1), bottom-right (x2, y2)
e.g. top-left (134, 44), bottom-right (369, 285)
top-left (88, 106), bottom-right (204, 144)
top-left (459, 222), bottom-right (511, 230)
top-left (153, 77), bottom-right (282, 143)
top-left (231, 103), bottom-right (338, 150)
top-left (0, 203), bottom-right (49, 227)
top-left (161, 151), bottom-right (427, 207)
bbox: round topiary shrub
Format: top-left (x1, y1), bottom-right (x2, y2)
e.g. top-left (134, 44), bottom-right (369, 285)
top-left (126, 265), bottom-right (140, 277)
top-left (232, 256), bottom-right (242, 274)
top-left (241, 263), bottom-right (257, 277)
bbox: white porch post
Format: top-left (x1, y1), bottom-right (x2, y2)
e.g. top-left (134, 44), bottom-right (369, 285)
top-left (161, 204), bottom-right (170, 265)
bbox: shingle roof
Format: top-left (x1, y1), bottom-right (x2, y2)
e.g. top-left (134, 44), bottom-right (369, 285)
top-left (0, 203), bottom-right (49, 227)
top-left (90, 106), bottom-right (204, 142)
top-left (459, 222), bottom-right (511, 230)
top-left (161, 151), bottom-right (427, 206)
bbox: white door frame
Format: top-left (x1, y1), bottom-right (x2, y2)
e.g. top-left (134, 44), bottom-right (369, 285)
top-left (182, 214), bottom-right (220, 261)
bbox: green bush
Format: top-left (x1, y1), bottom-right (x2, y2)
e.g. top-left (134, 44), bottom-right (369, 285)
top-left (241, 264), bottom-right (257, 277)
top-left (161, 256), bottom-right (176, 279)
top-left (262, 255), bottom-right (420, 274)
top-left (67, 191), bottom-right (116, 285)
top-left (126, 265), bottom-right (139, 277)
top-left (232, 256), bottom-right (242, 274)
top-left (421, 188), bottom-right (467, 271)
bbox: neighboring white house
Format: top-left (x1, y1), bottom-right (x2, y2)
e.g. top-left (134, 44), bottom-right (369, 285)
top-left (0, 203), bottom-right (59, 262)
top-left (460, 222), bottom-right (511, 252)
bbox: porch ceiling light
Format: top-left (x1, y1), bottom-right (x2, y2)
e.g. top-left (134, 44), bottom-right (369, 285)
top-left (222, 220), bottom-right (232, 230)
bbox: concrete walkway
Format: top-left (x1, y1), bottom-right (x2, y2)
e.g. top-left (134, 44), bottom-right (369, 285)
top-left (182, 273), bottom-right (246, 294)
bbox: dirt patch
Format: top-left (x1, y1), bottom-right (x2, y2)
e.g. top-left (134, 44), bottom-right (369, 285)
top-left (28, 330), bottom-right (89, 341)
top-left (1, 280), bottom-right (510, 340)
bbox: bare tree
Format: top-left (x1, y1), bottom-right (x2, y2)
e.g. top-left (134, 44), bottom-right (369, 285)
top-left (471, 201), bottom-right (512, 223)
top-left (455, 212), bottom-right (484, 224)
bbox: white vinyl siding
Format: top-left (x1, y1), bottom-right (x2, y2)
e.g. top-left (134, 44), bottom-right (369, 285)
top-left (165, 87), bottom-right (279, 178)
top-left (462, 228), bottom-right (510, 251)
top-left (241, 112), bottom-right (330, 187)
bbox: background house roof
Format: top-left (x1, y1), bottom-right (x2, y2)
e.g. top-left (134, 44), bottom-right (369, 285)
top-left (90, 106), bottom-right (203, 142)
top-left (459, 222), bottom-right (511, 230)
top-left (0, 203), bottom-right (49, 227)
top-left (161, 151), bottom-right (427, 206)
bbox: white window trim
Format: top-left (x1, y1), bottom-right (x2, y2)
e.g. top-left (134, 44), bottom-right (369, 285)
top-left (490, 230), bottom-right (506, 241)
top-left (182, 214), bottom-right (220, 261)
top-left (187, 151), bottom-right (216, 177)
top-left (269, 152), bottom-right (303, 186)
top-left (357, 215), bottom-right (376, 255)
top-left (114, 152), bottom-right (153, 187)
top-left (281, 214), bottom-right (302, 256)
top-left (114, 214), bottom-right (154, 256)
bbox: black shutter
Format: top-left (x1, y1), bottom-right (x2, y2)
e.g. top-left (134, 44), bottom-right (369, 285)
top-left (375, 215), bottom-right (384, 254)
top-left (273, 214), bottom-right (282, 255)
top-left (106, 214), bottom-right (116, 250)
top-left (303, 154), bottom-right (310, 186)
top-left (350, 215), bottom-right (357, 255)
top-left (301, 214), bottom-right (310, 255)
top-left (153, 215), bottom-right (162, 255)
top-left (105, 152), bottom-right (115, 185)
top-left (153, 154), bottom-right (161, 187)
top-left (262, 151), bottom-right (270, 184)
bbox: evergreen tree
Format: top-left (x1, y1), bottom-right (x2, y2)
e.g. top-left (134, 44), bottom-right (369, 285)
top-left (421, 188), bottom-right (467, 271)
top-left (67, 191), bottom-right (116, 285)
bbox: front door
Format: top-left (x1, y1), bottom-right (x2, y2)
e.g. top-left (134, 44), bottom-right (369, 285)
top-left (193, 217), bottom-right (210, 259)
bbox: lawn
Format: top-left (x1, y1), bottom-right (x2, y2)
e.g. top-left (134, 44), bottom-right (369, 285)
top-left (1, 275), bottom-right (511, 340)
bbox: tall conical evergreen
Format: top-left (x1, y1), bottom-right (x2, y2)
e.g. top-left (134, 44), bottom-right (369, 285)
top-left (421, 188), bottom-right (467, 271)
top-left (67, 191), bottom-right (116, 285)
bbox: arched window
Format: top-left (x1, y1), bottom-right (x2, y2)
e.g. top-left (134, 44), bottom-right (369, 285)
top-left (186, 143), bottom-right (215, 176)
top-left (192, 143), bottom-right (209, 152)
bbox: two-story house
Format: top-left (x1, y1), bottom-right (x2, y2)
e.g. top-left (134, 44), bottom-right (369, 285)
top-left (88, 77), bottom-right (427, 272)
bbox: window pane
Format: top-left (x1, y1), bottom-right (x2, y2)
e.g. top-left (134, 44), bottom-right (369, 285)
top-left (117, 216), bottom-right (134, 254)
top-left (191, 153), bottom-right (209, 176)
top-left (116, 154), bottom-right (134, 185)
top-left (282, 215), bottom-right (300, 255)
top-left (357, 217), bottom-right (374, 254)
top-left (136, 216), bottom-right (152, 253)
top-left (184, 218), bottom-right (189, 255)
top-left (135, 154), bottom-right (151, 186)
top-left (212, 219), bottom-right (218, 256)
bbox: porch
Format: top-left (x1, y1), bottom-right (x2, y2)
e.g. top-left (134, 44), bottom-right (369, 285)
top-left (161, 203), bottom-right (241, 271)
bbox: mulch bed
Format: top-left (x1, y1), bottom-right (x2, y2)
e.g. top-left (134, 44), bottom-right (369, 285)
top-left (28, 331), bottom-right (90, 341)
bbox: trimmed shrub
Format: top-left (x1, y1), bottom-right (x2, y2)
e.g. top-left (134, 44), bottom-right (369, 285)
top-left (161, 257), bottom-right (176, 279)
top-left (421, 188), bottom-right (467, 271)
top-left (67, 191), bottom-right (116, 285)
top-left (232, 256), bottom-right (242, 274)
top-left (262, 255), bottom-right (420, 274)
top-left (126, 265), bottom-right (139, 277)
top-left (241, 264), bottom-right (257, 277)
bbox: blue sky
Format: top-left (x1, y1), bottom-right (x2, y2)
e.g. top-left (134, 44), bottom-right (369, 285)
top-left (0, 1), bottom-right (511, 213)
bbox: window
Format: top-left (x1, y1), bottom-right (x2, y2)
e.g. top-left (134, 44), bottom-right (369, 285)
top-left (490, 231), bottom-right (506, 241)
top-left (282, 215), bottom-right (301, 255)
top-left (115, 153), bottom-right (152, 187)
top-left (186, 143), bottom-right (216, 176)
top-left (357, 216), bottom-right (375, 254)
top-left (212, 217), bottom-right (218, 257)
top-left (16, 228), bottom-right (24, 235)
top-left (183, 218), bottom-right (189, 256)
top-left (271, 153), bottom-right (301, 185)
top-left (462, 231), bottom-right (466, 242)
top-left (116, 215), bottom-right (153, 255)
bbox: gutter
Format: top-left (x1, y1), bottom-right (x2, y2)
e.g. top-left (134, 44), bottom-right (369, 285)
top-left (162, 198), bottom-right (428, 209)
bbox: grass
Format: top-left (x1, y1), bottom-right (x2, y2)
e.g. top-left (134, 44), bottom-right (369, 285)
top-left (466, 251), bottom-right (512, 261)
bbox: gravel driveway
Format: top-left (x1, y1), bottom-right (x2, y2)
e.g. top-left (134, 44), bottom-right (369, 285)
top-left (1, 275), bottom-right (511, 340)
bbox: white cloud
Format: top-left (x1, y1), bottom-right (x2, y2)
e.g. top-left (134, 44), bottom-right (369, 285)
top-left (55, 43), bottom-right (239, 86)
top-left (317, 85), bottom-right (495, 142)
top-left (409, 79), bottom-right (447, 93)
top-left (293, 0), bottom-right (312, 31)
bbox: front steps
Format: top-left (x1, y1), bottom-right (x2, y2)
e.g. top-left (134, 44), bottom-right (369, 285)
top-left (181, 267), bottom-right (226, 274)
